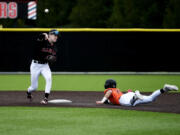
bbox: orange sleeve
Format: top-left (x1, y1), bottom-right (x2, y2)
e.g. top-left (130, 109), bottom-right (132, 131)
top-left (104, 88), bottom-right (123, 105)
top-left (104, 89), bottom-right (112, 94)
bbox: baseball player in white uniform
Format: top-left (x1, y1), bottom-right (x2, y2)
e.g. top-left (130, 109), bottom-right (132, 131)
top-left (27, 29), bottom-right (59, 104)
top-left (96, 79), bottom-right (178, 106)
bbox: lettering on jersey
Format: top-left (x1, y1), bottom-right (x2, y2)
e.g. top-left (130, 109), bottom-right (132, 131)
top-left (41, 48), bottom-right (56, 55)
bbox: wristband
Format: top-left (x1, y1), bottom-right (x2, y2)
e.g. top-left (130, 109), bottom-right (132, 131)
top-left (101, 97), bottom-right (108, 103)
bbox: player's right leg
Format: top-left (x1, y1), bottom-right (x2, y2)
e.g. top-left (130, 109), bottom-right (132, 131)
top-left (132, 90), bottom-right (161, 106)
top-left (27, 61), bottom-right (41, 101)
top-left (133, 84), bottom-right (178, 106)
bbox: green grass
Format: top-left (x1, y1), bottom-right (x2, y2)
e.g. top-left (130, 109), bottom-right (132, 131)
top-left (0, 74), bottom-right (180, 91)
top-left (0, 75), bottom-right (180, 135)
top-left (0, 107), bottom-right (179, 135)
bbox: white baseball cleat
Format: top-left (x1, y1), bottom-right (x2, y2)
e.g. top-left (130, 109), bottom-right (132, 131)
top-left (134, 90), bottom-right (144, 100)
top-left (40, 98), bottom-right (48, 105)
top-left (163, 84), bottom-right (178, 92)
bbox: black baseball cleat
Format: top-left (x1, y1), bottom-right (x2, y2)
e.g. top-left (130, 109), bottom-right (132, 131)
top-left (27, 92), bottom-right (33, 102)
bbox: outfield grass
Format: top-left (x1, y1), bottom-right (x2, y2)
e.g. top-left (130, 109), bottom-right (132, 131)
top-left (0, 74), bottom-right (179, 92)
top-left (0, 107), bottom-right (179, 135)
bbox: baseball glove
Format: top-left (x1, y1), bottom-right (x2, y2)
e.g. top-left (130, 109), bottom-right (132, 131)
top-left (46, 55), bottom-right (56, 63)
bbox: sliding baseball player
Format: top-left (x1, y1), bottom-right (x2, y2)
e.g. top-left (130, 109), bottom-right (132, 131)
top-left (96, 79), bottom-right (178, 106)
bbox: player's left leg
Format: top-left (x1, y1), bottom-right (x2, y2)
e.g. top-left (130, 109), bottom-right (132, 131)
top-left (133, 84), bottom-right (178, 106)
top-left (40, 64), bottom-right (52, 104)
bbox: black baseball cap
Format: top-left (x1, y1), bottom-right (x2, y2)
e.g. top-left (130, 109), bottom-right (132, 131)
top-left (49, 29), bottom-right (59, 36)
top-left (104, 79), bottom-right (117, 89)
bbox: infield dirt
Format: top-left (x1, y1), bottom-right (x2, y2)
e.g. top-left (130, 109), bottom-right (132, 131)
top-left (0, 91), bottom-right (180, 114)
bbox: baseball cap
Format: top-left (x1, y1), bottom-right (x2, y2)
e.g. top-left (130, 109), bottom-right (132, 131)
top-left (49, 29), bottom-right (59, 36)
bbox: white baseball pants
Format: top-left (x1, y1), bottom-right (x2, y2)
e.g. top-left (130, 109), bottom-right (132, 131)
top-left (28, 60), bottom-right (52, 94)
top-left (119, 90), bottom-right (161, 106)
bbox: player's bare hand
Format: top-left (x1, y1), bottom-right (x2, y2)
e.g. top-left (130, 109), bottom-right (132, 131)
top-left (42, 33), bottom-right (48, 40)
top-left (96, 101), bottom-right (103, 104)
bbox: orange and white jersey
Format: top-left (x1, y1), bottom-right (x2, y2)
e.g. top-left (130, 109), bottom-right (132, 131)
top-left (104, 88), bottom-right (123, 105)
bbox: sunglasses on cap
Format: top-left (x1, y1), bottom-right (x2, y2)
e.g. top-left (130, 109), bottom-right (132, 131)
top-left (49, 30), bottom-right (59, 36)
